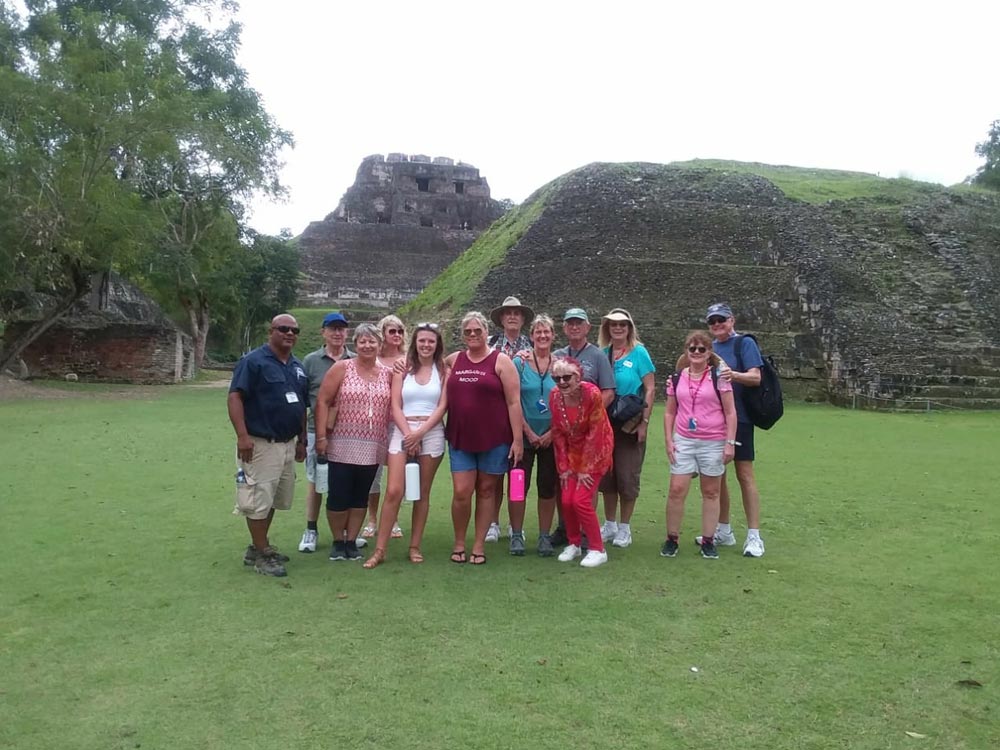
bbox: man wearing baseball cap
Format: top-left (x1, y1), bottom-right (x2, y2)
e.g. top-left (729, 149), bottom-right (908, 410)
top-left (704, 303), bottom-right (766, 557)
top-left (297, 312), bottom-right (355, 553)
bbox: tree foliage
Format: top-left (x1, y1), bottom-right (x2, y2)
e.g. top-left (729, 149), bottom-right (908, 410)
top-left (0, 0), bottom-right (292, 373)
top-left (970, 120), bottom-right (1000, 191)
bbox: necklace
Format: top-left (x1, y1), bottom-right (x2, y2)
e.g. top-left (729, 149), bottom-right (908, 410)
top-left (556, 388), bottom-right (585, 434)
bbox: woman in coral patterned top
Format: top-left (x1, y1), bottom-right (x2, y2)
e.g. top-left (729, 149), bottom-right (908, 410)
top-left (314, 323), bottom-right (393, 562)
top-left (549, 357), bottom-right (615, 569)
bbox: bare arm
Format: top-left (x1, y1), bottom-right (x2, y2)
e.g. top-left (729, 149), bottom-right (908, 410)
top-left (227, 391), bottom-right (254, 463)
top-left (314, 361), bottom-right (347, 454)
top-left (636, 371), bottom-right (656, 443)
top-left (601, 388), bottom-right (616, 408)
top-left (721, 389), bottom-right (738, 464)
top-left (735, 366), bottom-right (761, 387)
top-left (663, 393), bottom-right (678, 464)
top-left (390, 370), bottom-right (409, 434)
top-left (496, 354), bottom-right (524, 463)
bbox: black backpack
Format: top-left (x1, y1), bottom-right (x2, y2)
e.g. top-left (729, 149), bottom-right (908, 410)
top-left (734, 334), bottom-right (784, 430)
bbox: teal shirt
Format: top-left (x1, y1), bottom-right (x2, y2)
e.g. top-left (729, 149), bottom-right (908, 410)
top-left (514, 356), bottom-right (555, 437)
top-left (603, 344), bottom-right (655, 397)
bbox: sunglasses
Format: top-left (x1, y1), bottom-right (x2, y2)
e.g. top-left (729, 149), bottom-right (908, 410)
top-left (273, 325), bottom-right (300, 335)
top-left (462, 328), bottom-right (484, 337)
top-left (415, 322), bottom-right (439, 331)
top-left (688, 345), bottom-right (708, 354)
top-left (553, 374), bottom-right (576, 383)
top-left (707, 317), bottom-right (727, 325)
top-left (385, 328), bottom-right (404, 335)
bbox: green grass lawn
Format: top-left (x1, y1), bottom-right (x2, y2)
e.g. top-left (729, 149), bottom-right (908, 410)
top-left (1, 390), bottom-right (997, 750)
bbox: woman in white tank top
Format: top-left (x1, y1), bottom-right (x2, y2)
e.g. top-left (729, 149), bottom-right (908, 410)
top-left (364, 322), bottom-right (448, 568)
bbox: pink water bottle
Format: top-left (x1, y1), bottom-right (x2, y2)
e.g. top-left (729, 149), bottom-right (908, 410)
top-left (509, 467), bottom-right (525, 502)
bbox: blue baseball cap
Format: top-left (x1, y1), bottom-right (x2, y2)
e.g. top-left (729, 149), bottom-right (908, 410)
top-left (563, 307), bottom-right (590, 322)
top-left (322, 312), bottom-right (348, 327)
top-left (705, 303), bottom-right (733, 322)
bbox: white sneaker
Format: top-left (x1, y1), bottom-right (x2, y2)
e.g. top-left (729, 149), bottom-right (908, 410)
top-left (485, 523), bottom-right (501, 543)
top-left (695, 527), bottom-right (737, 547)
top-left (298, 529), bottom-right (318, 553)
top-left (743, 536), bottom-right (765, 558)
top-left (600, 520), bottom-right (618, 543)
top-left (715, 527), bottom-right (737, 546)
top-left (580, 549), bottom-right (608, 568)
top-left (612, 527), bottom-right (632, 548)
top-left (505, 524), bottom-right (513, 539)
top-left (557, 544), bottom-right (582, 562)
top-left (355, 536), bottom-right (367, 549)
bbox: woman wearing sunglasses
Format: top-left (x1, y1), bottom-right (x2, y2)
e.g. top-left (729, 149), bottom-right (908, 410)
top-left (444, 311), bottom-right (524, 565)
top-left (513, 314), bottom-right (559, 556)
top-left (596, 308), bottom-right (656, 549)
top-left (364, 323), bottom-right (447, 568)
top-left (314, 323), bottom-right (393, 561)
top-left (549, 357), bottom-right (615, 568)
top-left (662, 331), bottom-right (737, 560)
top-left (360, 315), bottom-right (410, 541)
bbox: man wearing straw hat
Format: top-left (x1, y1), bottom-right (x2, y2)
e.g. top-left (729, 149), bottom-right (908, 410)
top-left (483, 296), bottom-right (535, 546)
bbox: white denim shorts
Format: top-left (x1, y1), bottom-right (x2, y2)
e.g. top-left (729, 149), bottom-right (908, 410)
top-left (388, 420), bottom-right (446, 458)
top-left (670, 433), bottom-right (726, 477)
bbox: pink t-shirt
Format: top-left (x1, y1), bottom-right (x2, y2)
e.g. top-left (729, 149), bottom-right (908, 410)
top-left (666, 368), bottom-right (733, 440)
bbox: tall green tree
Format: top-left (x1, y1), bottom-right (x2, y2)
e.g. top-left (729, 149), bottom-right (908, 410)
top-left (0, 0), bottom-right (291, 373)
top-left (970, 119), bottom-right (1000, 191)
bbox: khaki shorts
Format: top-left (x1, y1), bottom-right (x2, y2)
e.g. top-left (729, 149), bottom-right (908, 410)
top-left (233, 436), bottom-right (297, 520)
top-left (599, 430), bottom-right (647, 500)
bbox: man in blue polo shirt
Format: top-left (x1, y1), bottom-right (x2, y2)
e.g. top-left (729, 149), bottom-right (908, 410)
top-left (704, 303), bottom-right (766, 557)
top-left (227, 313), bottom-right (309, 577)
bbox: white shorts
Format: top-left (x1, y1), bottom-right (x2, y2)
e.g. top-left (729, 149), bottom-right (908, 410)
top-left (670, 433), bottom-right (726, 477)
top-left (388, 420), bottom-right (446, 458)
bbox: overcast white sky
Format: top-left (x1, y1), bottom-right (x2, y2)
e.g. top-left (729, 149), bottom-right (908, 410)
top-left (235, 0), bottom-right (998, 236)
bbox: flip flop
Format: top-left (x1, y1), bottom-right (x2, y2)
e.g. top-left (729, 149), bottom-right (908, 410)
top-left (469, 552), bottom-right (487, 565)
top-left (408, 547), bottom-right (424, 564)
top-left (450, 550), bottom-right (467, 564)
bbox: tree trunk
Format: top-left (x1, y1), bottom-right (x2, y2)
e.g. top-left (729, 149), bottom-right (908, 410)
top-left (186, 297), bottom-right (210, 372)
top-left (0, 266), bottom-right (91, 373)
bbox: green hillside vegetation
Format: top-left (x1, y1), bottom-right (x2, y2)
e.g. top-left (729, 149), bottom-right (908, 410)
top-left (672, 158), bottom-right (964, 204)
top-left (400, 184), bottom-right (555, 323)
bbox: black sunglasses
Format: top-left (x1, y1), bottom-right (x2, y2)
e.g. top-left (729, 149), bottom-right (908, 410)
top-left (553, 374), bottom-right (576, 383)
top-left (688, 346), bottom-right (708, 354)
top-left (707, 317), bottom-right (727, 325)
top-left (273, 325), bottom-right (300, 335)
top-left (385, 328), bottom-right (404, 335)
top-left (415, 322), bottom-right (439, 331)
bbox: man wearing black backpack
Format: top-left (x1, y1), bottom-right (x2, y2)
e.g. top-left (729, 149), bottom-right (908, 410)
top-left (703, 303), bottom-right (766, 557)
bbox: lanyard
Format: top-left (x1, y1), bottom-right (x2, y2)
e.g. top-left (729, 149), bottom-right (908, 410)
top-left (687, 368), bottom-right (710, 413)
top-left (533, 352), bottom-right (552, 400)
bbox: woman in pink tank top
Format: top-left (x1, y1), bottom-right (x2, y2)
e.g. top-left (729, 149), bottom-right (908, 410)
top-left (662, 330), bottom-right (737, 560)
top-left (443, 311), bottom-right (524, 565)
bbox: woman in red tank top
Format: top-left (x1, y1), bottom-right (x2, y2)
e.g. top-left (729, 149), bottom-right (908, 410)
top-left (444, 311), bottom-right (524, 565)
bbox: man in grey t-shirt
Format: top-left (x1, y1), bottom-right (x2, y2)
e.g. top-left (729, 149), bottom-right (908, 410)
top-left (297, 311), bottom-right (354, 553)
top-left (554, 308), bottom-right (616, 405)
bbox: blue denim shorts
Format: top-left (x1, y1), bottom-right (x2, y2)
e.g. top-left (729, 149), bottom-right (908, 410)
top-left (448, 442), bottom-right (511, 475)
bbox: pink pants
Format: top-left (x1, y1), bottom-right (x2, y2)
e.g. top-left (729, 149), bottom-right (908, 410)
top-left (560, 475), bottom-right (604, 552)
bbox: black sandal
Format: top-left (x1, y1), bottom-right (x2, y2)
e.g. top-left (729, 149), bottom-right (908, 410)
top-left (450, 550), bottom-right (467, 564)
top-left (469, 552), bottom-right (487, 565)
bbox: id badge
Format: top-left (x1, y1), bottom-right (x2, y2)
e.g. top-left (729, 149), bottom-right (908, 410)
top-left (688, 417), bottom-right (698, 431)
top-left (285, 391), bottom-right (300, 404)
top-left (536, 398), bottom-right (549, 414)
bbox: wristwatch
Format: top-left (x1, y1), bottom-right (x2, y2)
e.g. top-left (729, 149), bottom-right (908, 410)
top-left (725, 439), bottom-right (737, 445)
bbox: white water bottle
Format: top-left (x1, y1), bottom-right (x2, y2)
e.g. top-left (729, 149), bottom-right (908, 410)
top-left (315, 456), bottom-right (329, 494)
top-left (404, 460), bottom-right (421, 502)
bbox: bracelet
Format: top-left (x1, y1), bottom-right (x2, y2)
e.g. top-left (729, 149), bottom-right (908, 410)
top-left (725, 439), bottom-right (737, 445)
top-left (642, 418), bottom-right (650, 423)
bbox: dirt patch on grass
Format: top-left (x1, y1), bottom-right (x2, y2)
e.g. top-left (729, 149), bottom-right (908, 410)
top-left (0, 375), bottom-right (177, 401)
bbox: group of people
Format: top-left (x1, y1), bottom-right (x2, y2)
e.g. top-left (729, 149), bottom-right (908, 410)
top-left (227, 298), bottom-right (768, 577)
